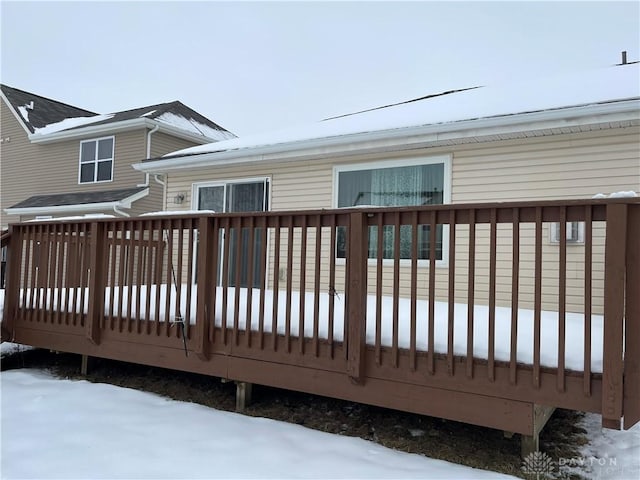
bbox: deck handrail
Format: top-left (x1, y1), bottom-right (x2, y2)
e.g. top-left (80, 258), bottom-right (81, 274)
top-left (2, 197), bottom-right (639, 431)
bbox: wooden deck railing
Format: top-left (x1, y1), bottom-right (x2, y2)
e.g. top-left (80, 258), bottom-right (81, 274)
top-left (2, 197), bottom-right (639, 436)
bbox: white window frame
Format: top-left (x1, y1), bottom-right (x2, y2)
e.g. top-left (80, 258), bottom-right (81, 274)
top-left (78, 136), bottom-right (115, 184)
top-left (332, 154), bottom-right (452, 267)
top-left (191, 177), bottom-right (272, 286)
top-left (550, 221), bottom-right (585, 244)
top-left (191, 176), bottom-right (271, 214)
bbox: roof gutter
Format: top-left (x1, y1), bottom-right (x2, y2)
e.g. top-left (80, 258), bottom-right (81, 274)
top-left (132, 99), bottom-right (640, 174)
top-left (4, 188), bottom-right (149, 217)
top-left (28, 118), bottom-right (222, 145)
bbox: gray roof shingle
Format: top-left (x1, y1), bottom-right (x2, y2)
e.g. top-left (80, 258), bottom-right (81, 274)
top-left (1, 84), bottom-right (235, 140)
top-left (1, 84), bottom-right (96, 133)
top-left (8, 187), bottom-right (147, 209)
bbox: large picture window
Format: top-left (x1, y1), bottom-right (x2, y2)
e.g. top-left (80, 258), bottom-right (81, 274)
top-left (79, 137), bottom-right (114, 183)
top-left (335, 158), bottom-right (448, 260)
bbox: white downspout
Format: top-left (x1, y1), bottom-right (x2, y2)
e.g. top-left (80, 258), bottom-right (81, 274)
top-left (137, 123), bottom-right (160, 187)
top-left (113, 205), bottom-right (130, 217)
top-left (153, 174), bottom-right (167, 209)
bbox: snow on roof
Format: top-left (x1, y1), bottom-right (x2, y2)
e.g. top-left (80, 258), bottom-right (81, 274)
top-left (32, 114), bottom-right (115, 136)
top-left (154, 112), bottom-right (236, 142)
top-left (165, 64), bottom-right (640, 159)
top-left (17, 104), bottom-right (31, 123)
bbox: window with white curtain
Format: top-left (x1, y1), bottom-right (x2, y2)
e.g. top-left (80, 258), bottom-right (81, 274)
top-left (335, 157), bottom-right (448, 260)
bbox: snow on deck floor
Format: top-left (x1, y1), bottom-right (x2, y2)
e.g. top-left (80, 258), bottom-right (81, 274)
top-left (0, 369), bottom-right (516, 479)
top-left (16, 285), bottom-right (603, 372)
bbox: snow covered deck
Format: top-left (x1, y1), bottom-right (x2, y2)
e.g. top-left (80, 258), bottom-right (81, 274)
top-left (2, 198), bottom-right (639, 449)
top-left (14, 285), bottom-right (606, 373)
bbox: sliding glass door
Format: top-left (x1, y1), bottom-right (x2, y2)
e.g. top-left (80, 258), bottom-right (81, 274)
top-left (195, 178), bottom-right (269, 288)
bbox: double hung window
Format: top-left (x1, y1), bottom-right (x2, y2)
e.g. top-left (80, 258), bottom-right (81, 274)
top-left (79, 137), bottom-right (114, 183)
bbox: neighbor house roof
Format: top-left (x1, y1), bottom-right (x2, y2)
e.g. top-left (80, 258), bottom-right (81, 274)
top-left (1, 84), bottom-right (236, 144)
top-left (4, 187), bottom-right (149, 217)
top-left (0, 84), bottom-right (96, 133)
top-left (133, 63), bottom-right (640, 173)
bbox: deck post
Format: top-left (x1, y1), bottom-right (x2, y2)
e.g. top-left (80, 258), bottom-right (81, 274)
top-left (346, 212), bottom-right (368, 383)
top-left (624, 203), bottom-right (640, 429)
top-left (195, 216), bottom-right (214, 360)
top-left (602, 203), bottom-right (626, 429)
top-left (80, 355), bottom-right (92, 375)
top-left (1, 225), bottom-right (20, 342)
top-left (520, 405), bottom-right (555, 458)
top-left (86, 222), bottom-right (106, 345)
top-left (235, 382), bottom-right (253, 412)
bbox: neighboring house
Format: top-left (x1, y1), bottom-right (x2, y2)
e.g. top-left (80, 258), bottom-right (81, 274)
top-left (132, 62), bottom-right (639, 313)
top-left (0, 84), bottom-right (236, 230)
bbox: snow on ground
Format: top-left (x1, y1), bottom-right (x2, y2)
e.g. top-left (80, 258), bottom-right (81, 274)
top-left (1, 289), bottom-right (639, 478)
top-left (0, 369), bottom-right (515, 479)
top-left (559, 414), bottom-right (640, 480)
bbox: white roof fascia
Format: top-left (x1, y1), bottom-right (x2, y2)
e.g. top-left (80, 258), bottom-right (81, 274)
top-left (4, 188), bottom-right (149, 216)
top-left (117, 187), bottom-right (150, 207)
top-left (29, 118), bottom-right (151, 143)
top-left (0, 90), bottom-right (33, 135)
top-left (28, 118), bottom-right (218, 145)
top-left (133, 99), bottom-right (640, 174)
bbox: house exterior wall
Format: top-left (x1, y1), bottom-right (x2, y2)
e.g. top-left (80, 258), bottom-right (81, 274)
top-left (1, 100), bottom-right (33, 229)
top-left (161, 126), bottom-right (640, 314)
top-left (1, 100), bottom-right (207, 227)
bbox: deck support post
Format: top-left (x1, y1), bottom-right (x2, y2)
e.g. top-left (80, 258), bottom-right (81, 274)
top-left (87, 222), bottom-right (106, 345)
top-left (235, 382), bottom-right (253, 412)
top-left (80, 355), bottom-right (92, 375)
top-left (2, 225), bottom-right (21, 341)
top-left (520, 404), bottom-right (556, 458)
top-left (520, 434), bottom-right (539, 458)
top-left (602, 204), bottom-right (626, 429)
top-left (195, 216), bottom-right (215, 360)
top-left (346, 212), bottom-right (368, 383)
top-left (624, 203), bottom-right (640, 429)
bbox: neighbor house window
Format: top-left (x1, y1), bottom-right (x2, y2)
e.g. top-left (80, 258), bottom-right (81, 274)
top-left (79, 136), bottom-right (114, 183)
top-left (335, 157), bottom-right (449, 260)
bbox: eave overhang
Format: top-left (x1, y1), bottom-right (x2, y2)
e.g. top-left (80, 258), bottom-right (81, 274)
top-left (4, 188), bottom-right (149, 217)
top-left (28, 118), bottom-right (220, 145)
top-left (132, 99), bottom-right (640, 174)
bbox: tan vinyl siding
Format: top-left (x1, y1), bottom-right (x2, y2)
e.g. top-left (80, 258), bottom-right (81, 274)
top-left (150, 132), bottom-right (197, 159)
top-left (162, 126), bottom-right (640, 315)
top-left (1, 100), bottom-right (33, 229)
top-left (1, 99), bottom-right (199, 225)
top-left (451, 128), bottom-right (640, 202)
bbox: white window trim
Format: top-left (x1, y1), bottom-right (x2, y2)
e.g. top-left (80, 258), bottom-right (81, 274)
top-left (332, 154), bottom-right (452, 267)
top-left (549, 221), bottom-right (585, 244)
top-left (191, 176), bottom-right (272, 213)
top-left (191, 176), bottom-right (272, 286)
top-left (78, 135), bottom-right (115, 184)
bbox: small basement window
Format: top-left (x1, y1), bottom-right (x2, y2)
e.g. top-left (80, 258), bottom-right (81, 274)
top-left (550, 222), bottom-right (584, 244)
top-left (79, 136), bottom-right (114, 183)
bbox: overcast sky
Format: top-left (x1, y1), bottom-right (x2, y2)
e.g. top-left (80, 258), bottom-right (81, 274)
top-left (1, 1), bottom-right (638, 137)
